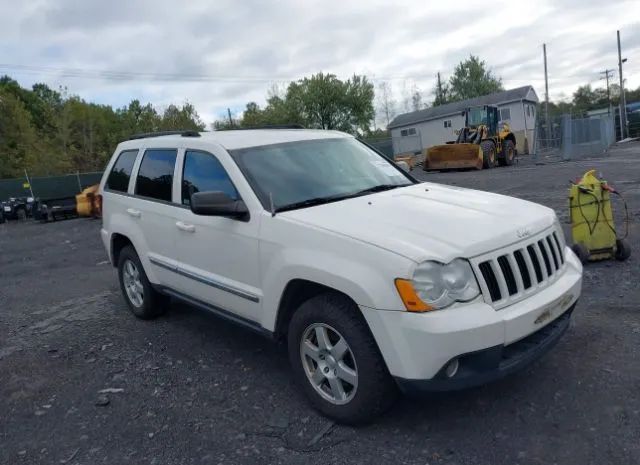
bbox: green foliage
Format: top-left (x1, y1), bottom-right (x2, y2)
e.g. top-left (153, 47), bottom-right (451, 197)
top-left (218, 73), bottom-right (375, 135)
top-left (448, 55), bottom-right (503, 102)
top-left (0, 89), bottom-right (37, 178)
top-left (0, 75), bottom-right (205, 178)
top-left (545, 82), bottom-right (640, 118)
top-left (433, 55), bottom-right (503, 106)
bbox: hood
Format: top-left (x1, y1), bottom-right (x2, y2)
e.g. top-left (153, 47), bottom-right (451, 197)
top-left (282, 182), bottom-right (556, 262)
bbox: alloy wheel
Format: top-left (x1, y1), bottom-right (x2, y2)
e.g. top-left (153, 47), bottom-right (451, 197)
top-left (299, 323), bottom-right (358, 405)
top-left (123, 259), bottom-right (144, 307)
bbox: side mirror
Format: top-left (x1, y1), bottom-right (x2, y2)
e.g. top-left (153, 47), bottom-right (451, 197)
top-left (190, 191), bottom-right (249, 220)
top-left (396, 161), bottom-right (410, 172)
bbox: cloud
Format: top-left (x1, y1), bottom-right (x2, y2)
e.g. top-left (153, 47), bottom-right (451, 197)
top-left (0, 0), bottom-right (638, 124)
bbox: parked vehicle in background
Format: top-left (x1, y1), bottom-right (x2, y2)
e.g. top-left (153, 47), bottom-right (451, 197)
top-left (99, 129), bottom-right (583, 424)
top-left (0, 197), bottom-right (35, 220)
top-left (36, 197), bottom-right (78, 222)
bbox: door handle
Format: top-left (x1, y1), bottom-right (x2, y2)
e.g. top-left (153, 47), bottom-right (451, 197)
top-left (126, 208), bottom-right (141, 218)
top-left (176, 221), bottom-right (196, 233)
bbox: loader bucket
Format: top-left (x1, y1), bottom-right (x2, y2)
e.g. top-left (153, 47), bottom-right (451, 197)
top-left (424, 143), bottom-right (483, 170)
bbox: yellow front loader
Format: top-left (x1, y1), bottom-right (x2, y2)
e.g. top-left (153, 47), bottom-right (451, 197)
top-left (424, 105), bottom-right (516, 171)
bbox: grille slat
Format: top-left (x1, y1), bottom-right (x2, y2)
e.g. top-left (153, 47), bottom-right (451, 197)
top-left (532, 242), bottom-right (549, 281)
top-left (538, 240), bottom-right (554, 276)
top-left (497, 256), bottom-right (518, 296)
top-left (546, 236), bottom-right (560, 270)
top-left (475, 230), bottom-right (566, 306)
top-left (489, 260), bottom-right (510, 301)
top-left (527, 244), bottom-right (544, 283)
top-left (506, 253), bottom-right (525, 292)
top-left (552, 232), bottom-right (564, 264)
top-left (513, 250), bottom-right (532, 289)
top-left (479, 262), bottom-right (501, 301)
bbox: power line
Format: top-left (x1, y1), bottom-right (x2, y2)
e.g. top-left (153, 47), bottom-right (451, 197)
top-left (0, 62), bottom-right (627, 85)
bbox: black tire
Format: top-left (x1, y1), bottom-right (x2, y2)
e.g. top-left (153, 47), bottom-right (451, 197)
top-left (17, 208), bottom-right (27, 221)
top-left (117, 245), bottom-right (168, 319)
top-left (480, 140), bottom-right (496, 169)
top-left (572, 243), bottom-right (590, 264)
top-left (615, 239), bottom-right (631, 261)
top-left (500, 140), bottom-right (516, 166)
top-left (287, 292), bottom-right (397, 425)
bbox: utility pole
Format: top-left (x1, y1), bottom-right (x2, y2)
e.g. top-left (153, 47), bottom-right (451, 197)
top-left (617, 30), bottom-right (627, 139)
top-left (599, 69), bottom-right (615, 115)
top-left (227, 108), bottom-right (233, 128)
top-left (543, 44), bottom-right (550, 137)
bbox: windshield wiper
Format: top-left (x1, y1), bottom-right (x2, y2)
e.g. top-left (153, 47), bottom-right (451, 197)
top-left (274, 184), bottom-right (408, 213)
top-left (350, 184), bottom-right (406, 196)
top-left (274, 194), bottom-right (352, 213)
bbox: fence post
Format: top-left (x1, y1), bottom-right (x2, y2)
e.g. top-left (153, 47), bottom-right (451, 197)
top-left (76, 171), bottom-right (83, 193)
top-left (561, 114), bottom-right (572, 160)
top-left (24, 169), bottom-right (35, 199)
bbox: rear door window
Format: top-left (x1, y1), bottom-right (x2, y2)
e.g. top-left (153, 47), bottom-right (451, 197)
top-left (182, 150), bottom-right (238, 206)
top-left (106, 150), bottom-right (138, 192)
top-left (135, 149), bottom-right (178, 202)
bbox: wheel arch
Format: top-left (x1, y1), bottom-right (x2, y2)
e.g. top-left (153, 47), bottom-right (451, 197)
top-left (274, 279), bottom-right (359, 340)
top-left (111, 233), bottom-right (134, 267)
top-left (503, 132), bottom-right (516, 146)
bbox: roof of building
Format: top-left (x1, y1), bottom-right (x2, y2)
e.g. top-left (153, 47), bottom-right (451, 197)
top-left (118, 129), bottom-right (352, 151)
top-left (388, 86), bottom-right (538, 129)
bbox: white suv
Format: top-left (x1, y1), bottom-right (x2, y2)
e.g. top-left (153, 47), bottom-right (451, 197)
top-left (99, 129), bottom-right (582, 424)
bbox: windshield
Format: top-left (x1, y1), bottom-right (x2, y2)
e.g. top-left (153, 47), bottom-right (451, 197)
top-left (467, 107), bottom-right (486, 127)
top-left (230, 138), bottom-right (414, 212)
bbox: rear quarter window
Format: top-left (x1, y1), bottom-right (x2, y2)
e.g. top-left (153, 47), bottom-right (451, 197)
top-left (106, 150), bottom-right (138, 192)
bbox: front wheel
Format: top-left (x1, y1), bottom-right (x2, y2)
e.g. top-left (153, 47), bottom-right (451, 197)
top-left (480, 141), bottom-right (496, 169)
top-left (17, 208), bottom-right (27, 221)
top-left (288, 292), bottom-right (397, 424)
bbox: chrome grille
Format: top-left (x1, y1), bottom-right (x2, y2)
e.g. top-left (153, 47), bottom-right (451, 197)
top-left (471, 228), bottom-right (566, 309)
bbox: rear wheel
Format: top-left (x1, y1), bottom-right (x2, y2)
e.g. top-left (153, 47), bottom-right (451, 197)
top-left (480, 140), bottom-right (496, 169)
top-left (117, 245), bottom-right (168, 319)
top-left (615, 239), bottom-right (631, 261)
top-left (572, 243), bottom-right (590, 264)
top-left (288, 292), bottom-right (397, 424)
top-left (17, 208), bottom-right (27, 221)
top-left (500, 140), bottom-right (516, 166)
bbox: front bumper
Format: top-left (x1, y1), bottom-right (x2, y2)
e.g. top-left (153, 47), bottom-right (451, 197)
top-left (395, 303), bottom-right (575, 393)
top-left (360, 246), bottom-right (582, 384)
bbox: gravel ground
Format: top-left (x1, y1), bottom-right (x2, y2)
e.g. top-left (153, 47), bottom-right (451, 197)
top-left (1, 142), bottom-right (639, 465)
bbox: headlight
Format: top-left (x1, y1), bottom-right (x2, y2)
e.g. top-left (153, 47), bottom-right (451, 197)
top-left (396, 259), bottom-right (480, 311)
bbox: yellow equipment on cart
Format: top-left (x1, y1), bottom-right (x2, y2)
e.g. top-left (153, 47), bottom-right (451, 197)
top-left (569, 170), bottom-right (630, 263)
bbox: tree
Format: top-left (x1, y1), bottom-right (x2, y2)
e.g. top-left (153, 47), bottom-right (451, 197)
top-left (376, 81), bottom-right (396, 128)
top-left (285, 73), bottom-right (374, 134)
top-left (411, 84), bottom-right (425, 112)
top-left (0, 90), bottom-right (38, 178)
top-left (160, 102), bottom-right (205, 131)
top-left (448, 55), bottom-right (503, 102)
top-left (432, 72), bottom-right (451, 107)
top-left (572, 84), bottom-right (597, 114)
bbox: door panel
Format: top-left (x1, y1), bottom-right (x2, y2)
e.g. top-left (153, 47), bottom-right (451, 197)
top-left (131, 148), bottom-right (180, 285)
top-left (173, 149), bottom-right (262, 321)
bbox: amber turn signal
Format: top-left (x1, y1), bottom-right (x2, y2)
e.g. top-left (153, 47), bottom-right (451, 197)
top-left (394, 279), bottom-right (432, 312)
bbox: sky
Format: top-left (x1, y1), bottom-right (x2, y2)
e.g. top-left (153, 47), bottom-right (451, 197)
top-left (0, 0), bottom-right (638, 126)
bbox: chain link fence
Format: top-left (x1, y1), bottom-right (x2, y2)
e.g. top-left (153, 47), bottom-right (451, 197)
top-left (534, 113), bottom-right (616, 161)
top-left (0, 172), bottom-right (103, 201)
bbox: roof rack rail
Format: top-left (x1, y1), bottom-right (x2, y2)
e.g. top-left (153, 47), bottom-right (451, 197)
top-left (126, 130), bottom-right (201, 140)
top-left (231, 124), bottom-right (305, 131)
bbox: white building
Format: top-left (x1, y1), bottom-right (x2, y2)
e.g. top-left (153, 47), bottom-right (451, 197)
top-left (389, 86), bottom-right (539, 156)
